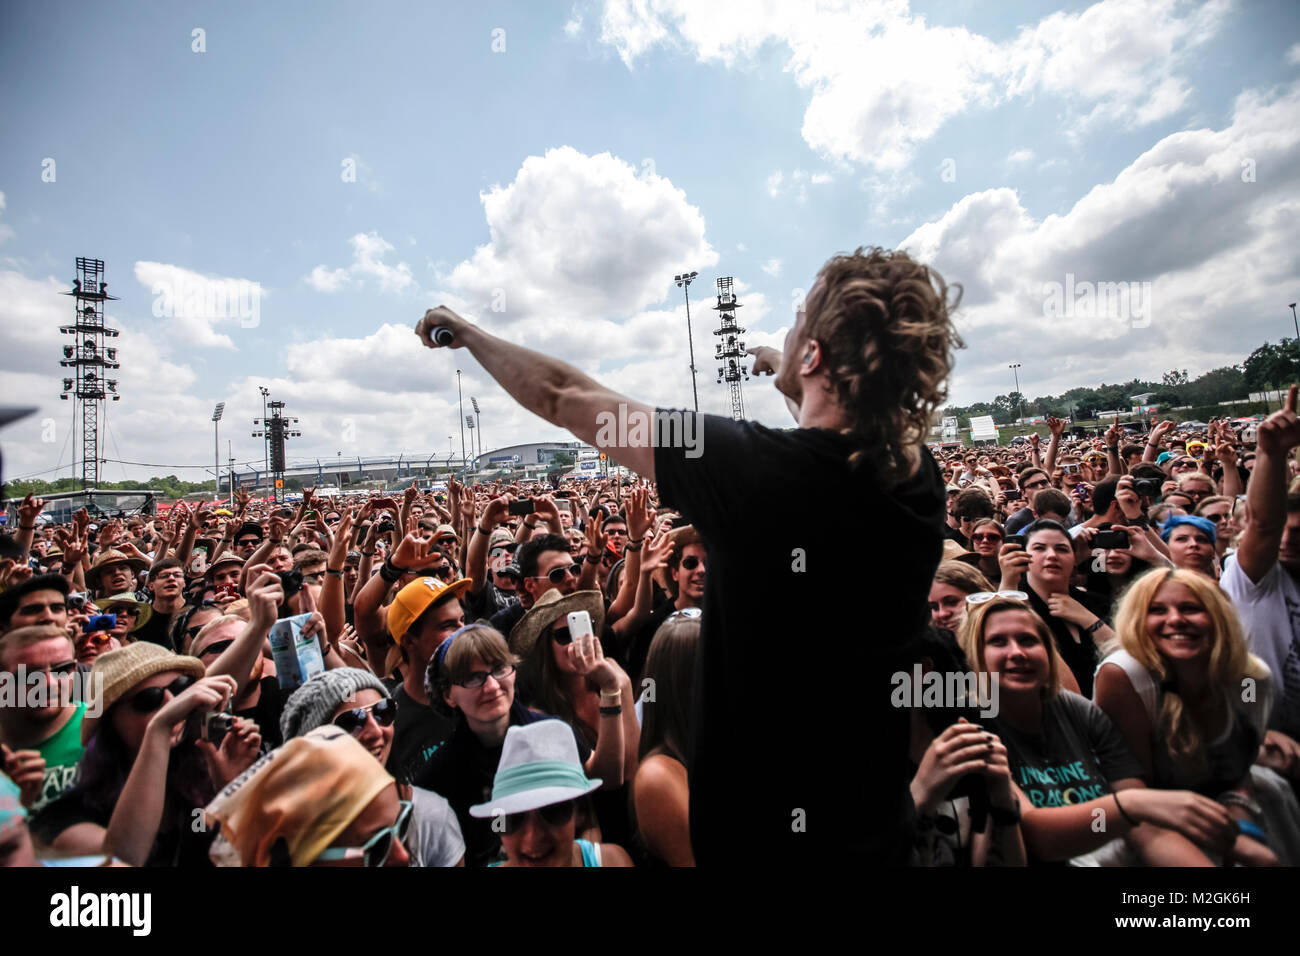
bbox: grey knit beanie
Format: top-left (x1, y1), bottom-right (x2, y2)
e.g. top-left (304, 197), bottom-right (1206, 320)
top-left (279, 668), bottom-right (392, 742)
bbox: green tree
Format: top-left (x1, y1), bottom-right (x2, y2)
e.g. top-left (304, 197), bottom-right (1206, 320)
top-left (1243, 339), bottom-right (1300, 391)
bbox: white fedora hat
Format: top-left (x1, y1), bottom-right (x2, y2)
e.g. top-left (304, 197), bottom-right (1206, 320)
top-left (468, 721), bottom-right (601, 818)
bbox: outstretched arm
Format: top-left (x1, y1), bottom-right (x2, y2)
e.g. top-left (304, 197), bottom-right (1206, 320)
top-left (417, 308), bottom-right (657, 480)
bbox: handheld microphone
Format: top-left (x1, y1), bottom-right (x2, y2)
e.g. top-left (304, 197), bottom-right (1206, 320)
top-left (430, 326), bottom-right (454, 346)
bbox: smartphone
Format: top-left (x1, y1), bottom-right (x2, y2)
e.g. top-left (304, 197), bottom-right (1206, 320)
top-left (508, 499), bottom-right (535, 517)
top-left (566, 610), bottom-right (594, 649)
top-left (1093, 529), bottom-right (1130, 550)
top-left (555, 499), bottom-right (571, 513)
top-left (1005, 534), bottom-right (1027, 548)
top-left (1004, 489), bottom-right (1023, 502)
top-left (1062, 463), bottom-right (1081, 475)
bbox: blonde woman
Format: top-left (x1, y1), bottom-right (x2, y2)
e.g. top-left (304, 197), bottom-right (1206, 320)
top-left (959, 596), bottom-right (1237, 866)
top-left (1095, 568), bottom-right (1300, 865)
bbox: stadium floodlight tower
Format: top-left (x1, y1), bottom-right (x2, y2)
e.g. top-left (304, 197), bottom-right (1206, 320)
top-left (254, 400), bottom-right (300, 503)
top-left (59, 258), bottom-right (120, 489)
top-left (712, 276), bottom-right (748, 421)
top-left (212, 403), bottom-right (225, 496)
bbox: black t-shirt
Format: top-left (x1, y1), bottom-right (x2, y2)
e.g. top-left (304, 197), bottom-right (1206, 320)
top-left (1024, 584), bottom-right (1111, 698)
top-left (235, 675), bottom-right (286, 751)
top-left (654, 411), bottom-right (945, 866)
top-left (31, 786), bottom-right (214, 867)
top-left (385, 683), bottom-right (454, 784)
top-left (625, 596), bottom-right (676, 684)
top-left (415, 699), bottom-right (592, 867)
top-left (488, 601), bottom-right (526, 637)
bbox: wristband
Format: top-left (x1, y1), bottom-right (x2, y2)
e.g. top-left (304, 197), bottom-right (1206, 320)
top-left (379, 559), bottom-right (404, 584)
top-left (599, 705), bottom-right (623, 717)
top-left (987, 798), bottom-right (1021, 827)
top-left (599, 688), bottom-right (622, 700)
top-left (477, 525), bottom-right (493, 536)
top-left (19, 524), bottom-right (35, 530)
top-left (1236, 819), bottom-right (1269, 845)
top-left (1219, 790), bottom-right (1263, 817)
top-left (1112, 790), bottom-right (1138, 826)
top-left (584, 554), bottom-right (601, 564)
top-left (361, 551), bottom-right (377, 558)
top-left (326, 568), bottom-right (344, 577)
top-left (624, 541), bottom-right (643, 552)
top-left (1085, 618), bottom-right (1105, 635)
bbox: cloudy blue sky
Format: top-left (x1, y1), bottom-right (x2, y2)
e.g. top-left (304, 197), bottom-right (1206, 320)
top-left (2, 0), bottom-right (1298, 484)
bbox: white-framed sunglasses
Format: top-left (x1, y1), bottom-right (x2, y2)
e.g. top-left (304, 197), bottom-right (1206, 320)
top-left (966, 590), bottom-right (1029, 605)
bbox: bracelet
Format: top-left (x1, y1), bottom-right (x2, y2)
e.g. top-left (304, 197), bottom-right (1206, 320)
top-left (19, 524), bottom-right (35, 530)
top-left (1219, 790), bottom-right (1263, 818)
top-left (477, 525), bottom-right (492, 536)
top-left (1085, 618), bottom-right (1105, 635)
top-left (379, 559), bottom-right (404, 584)
top-left (1236, 819), bottom-right (1269, 846)
top-left (361, 551), bottom-right (376, 557)
top-left (624, 541), bottom-right (643, 552)
top-left (599, 705), bottom-right (623, 717)
top-left (1112, 790), bottom-right (1138, 826)
top-left (326, 568), bottom-right (344, 577)
top-left (583, 554), bottom-right (601, 564)
top-left (599, 688), bottom-right (622, 700)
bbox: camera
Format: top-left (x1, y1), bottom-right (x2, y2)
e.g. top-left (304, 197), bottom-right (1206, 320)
top-left (1132, 478), bottom-right (1163, 497)
top-left (83, 614), bottom-right (116, 633)
top-left (375, 518), bottom-right (395, 535)
top-left (67, 592), bottom-right (88, 612)
top-left (1092, 529), bottom-right (1130, 550)
top-left (188, 704), bottom-right (236, 748)
top-left (277, 569), bottom-right (303, 597)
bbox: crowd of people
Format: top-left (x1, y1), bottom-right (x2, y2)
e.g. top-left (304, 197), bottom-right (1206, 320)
top-left (1, 244), bottom-right (1298, 868)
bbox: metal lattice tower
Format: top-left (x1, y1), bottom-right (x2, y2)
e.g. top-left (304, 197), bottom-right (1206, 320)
top-left (712, 277), bottom-right (748, 420)
top-left (253, 399), bottom-right (300, 502)
top-left (60, 259), bottom-right (120, 488)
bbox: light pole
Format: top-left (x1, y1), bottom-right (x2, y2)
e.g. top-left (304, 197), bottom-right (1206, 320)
top-left (212, 402), bottom-right (225, 497)
top-left (457, 369), bottom-right (466, 478)
top-left (1008, 363), bottom-right (1024, 426)
top-left (1289, 302), bottom-right (1298, 340)
top-left (471, 397), bottom-right (482, 460)
top-left (258, 386), bottom-right (269, 488)
top-left (466, 415), bottom-right (476, 472)
top-left (675, 271), bottom-right (700, 412)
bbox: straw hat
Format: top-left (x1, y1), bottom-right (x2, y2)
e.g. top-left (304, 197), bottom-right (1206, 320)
top-left (86, 549), bottom-right (148, 590)
top-left (80, 642), bottom-right (207, 744)
top-left (509, 588), bottom-right (605, 657)
top-left (98, 592), bottom-right (153, 634)
top-left (468, 721), bottom-right (601, 818)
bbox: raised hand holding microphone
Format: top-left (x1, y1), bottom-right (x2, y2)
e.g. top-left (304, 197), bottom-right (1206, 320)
top-left (415, 306), bottom-right (470, 349)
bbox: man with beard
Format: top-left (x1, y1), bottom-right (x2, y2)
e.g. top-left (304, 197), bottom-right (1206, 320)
top-left (415, 245), bottom-right (955, 867)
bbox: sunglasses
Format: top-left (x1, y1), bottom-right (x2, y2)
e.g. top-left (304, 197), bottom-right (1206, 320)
top-left (503, 799), bottom-right (576, 835)
top-left (333, 697), bottom-right (398, 736)
top-left (455, 663), bottom-right (515, 689)
top-left (970, 533), bottom-right (1003, 543)
top-left (433, 565), bottom-right (455, 581)
top-left (666, 607), bottom-right (702, 622)
top-left (198, 639), bottom-right (235, 658)
top-left (967, 590), bottom-right (1029, 605)
top-left (16, 660), bottom-right (78, 681)
top-left (127, 675), bottom-right (196, 714)
top-left (534, 564), bottom-right (581, 585)
top-left (679, 555), bottom-right (704, 571)
top-left (316, 799), bottom-right (413, 868)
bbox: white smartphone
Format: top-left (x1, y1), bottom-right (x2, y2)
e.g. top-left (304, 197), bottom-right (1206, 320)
top-left (566, 610), bottom-right (594, 650)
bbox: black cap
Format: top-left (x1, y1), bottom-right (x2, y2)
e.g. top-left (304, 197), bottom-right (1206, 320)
top-left (0, 572), bottom-right (72, 627)
top-left (235, 521), bottom-right (263, 542)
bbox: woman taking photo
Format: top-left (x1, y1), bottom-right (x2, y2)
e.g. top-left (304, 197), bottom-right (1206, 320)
top-left (511, 589), bottom-right (638, 847)
top-left (415, 615), bottom-right (622, 866)
top-left (1095, 568), bottom-right (1299, 865)
top-left (998, 519), bottom-right (1113, 696)
top-left (470, 721), bottom-right (633, 867)
top-left (629, 611), bottom-right (699, 867)
top-left (959, 595), bottom-right (1239, 866)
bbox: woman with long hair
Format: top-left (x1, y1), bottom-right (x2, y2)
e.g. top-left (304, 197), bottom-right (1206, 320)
top-left (959, 595), bottom-right (1238, 866)
top-left (1095, 568), bottom-right (1299, 865)
top-left (629, 611), bottom-right (699, 867)
top-left (999, 518), bottom-right (1114, 696)
top-left (966, 518), bottom-right (1005, 585)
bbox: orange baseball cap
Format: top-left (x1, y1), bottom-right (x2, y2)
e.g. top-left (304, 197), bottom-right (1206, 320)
top-left (387, 575), bottom-right (472, 644)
